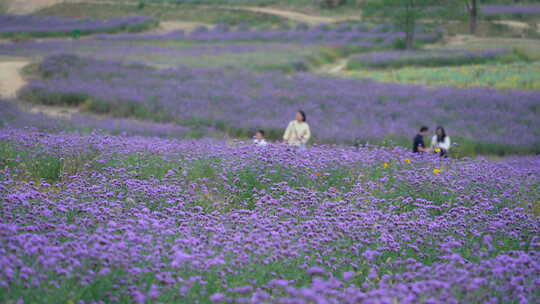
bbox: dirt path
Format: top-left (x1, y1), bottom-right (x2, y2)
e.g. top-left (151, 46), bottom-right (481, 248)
top-left (0, 57), bottom-right (80, 118)
top-left (25, 104), bottom-right (79, 118)
top-left (492, 20), bottom-right (540, 34)
top-left (223, 6), bottom-right (342, 25)
top-left (493, 20), bottom-right (530, 31)
top-left (12, 0), bottom-right (353, 25)
top-left (0, 60), bottom-right (29, 99)
top-left (430, 34), bottom-right (540, 48)
top-left (82, 1), bottom-right (350, 24)
top-left (6, 0), bottom-right (65, 14)
top-left (315, 58), bottom-right (348, 75)
top-left (155, 21), bottom-right (210, 33)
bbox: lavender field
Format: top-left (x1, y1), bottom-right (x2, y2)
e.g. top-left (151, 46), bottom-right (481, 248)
top-left (17, 54), bottom-right (540, 154)
top-left (1, 2), bottom-right (540, 303)
top-left (347, 48), bottom-right (510, 69)
top-left (0, 15), bottom-right (156, 37)
top-left (0, 22), bottom-right (439, 71)
top-left (0, 128), bottom-right (539, 303)
top-left (480, 4), bottom-right (540, 16)
top-left (0, 99), bottom-right (200, 139)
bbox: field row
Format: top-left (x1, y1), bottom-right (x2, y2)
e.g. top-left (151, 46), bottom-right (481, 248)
top-left (14, 54), bottom-right (540, 155)
top-left (346, 61), bottom-right (540, 91)
top-left (0, 128), bottom-right (539, 303)
top-left (0, 14), bottom-right (157, 38)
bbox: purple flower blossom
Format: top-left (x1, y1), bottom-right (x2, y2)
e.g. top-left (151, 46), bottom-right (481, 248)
top-left (343, 271), bottom-right (356, 281)
top-left (210, 293), bottom-right (227, 302)
top-left (307, 266), bottom-right (327, 276)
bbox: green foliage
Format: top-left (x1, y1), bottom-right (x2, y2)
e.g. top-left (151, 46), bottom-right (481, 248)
top-left (0, 142), bottom-right (63, 182)
top-left (138, 0), bottom-right (146, 10)
top-left (71, 29), bottom-right (81, 40)
top-left (347, 51), bottom-right (508, 70)
top-left (362, 0), bottom-right (456, 49)
top-left (19, 86), bottom-right (88, 107)
top-left (346, 60), bottom-right (540, 91)
top-left (317, 0), bottom-right (349, 9)
top-left (0, 139), bottom-right (107, 182)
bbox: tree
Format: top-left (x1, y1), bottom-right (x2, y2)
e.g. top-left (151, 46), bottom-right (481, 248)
top-left (318, 0), bottom-right (348, 9)
top-left (362, 0), bottom-right (451, 49)
top-left (464, 0), bottom-right (478, 35)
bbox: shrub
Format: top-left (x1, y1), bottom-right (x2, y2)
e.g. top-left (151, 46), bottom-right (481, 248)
top-left (347, 48), bottom-right (510, 69)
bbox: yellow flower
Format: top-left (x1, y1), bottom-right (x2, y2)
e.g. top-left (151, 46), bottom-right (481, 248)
top-left (434, 148), bottom-right (441, 153)
top-left (404, 159), bottom-right (411, 164)
top-left (383, 162), bottom-right (389, 169)
top-left (433, 169), bottom-right (441, 174)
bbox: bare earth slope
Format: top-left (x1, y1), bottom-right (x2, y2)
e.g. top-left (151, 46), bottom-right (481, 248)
top-left (222, 6), bottom-right (338, 25)
top-left (0, 60), bottom-right (29, 98)
top-left (6, 0), bottom-right (350, 24)
top-left (6, 0), bottom-right (65, 14)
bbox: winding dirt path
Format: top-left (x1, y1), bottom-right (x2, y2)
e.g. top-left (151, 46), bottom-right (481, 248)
top-left (155, 21), bottom-right (210, 33)
top-left (0, 59), bottom-right (29, 99)
top-left (493, 20), bottom-right (530, 31)
top-left (0, 58), bottom-right (79, 118)
top-left (429, 34), bottom-right (540, 49)
top-left (223, 6), bottom-right (340, 25)
top-left (316, 58), bottom-right (348, 75)
top-left (6, 0), bottom-right (65, 14)
top-left (8, 0), bottom-right (352, 25)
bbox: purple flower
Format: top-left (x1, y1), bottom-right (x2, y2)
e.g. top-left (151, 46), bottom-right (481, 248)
top-left (210, 293), bottom-right (227, 303)
top-left (307, 266), bottom-right (327, 276)
top-left (343, 271), bottom-right (356, 281)
top-left (171, 251), bottom-right (193, 268)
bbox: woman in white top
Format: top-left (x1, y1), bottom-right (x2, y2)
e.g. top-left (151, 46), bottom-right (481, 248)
top-left (283, 110), bottom-right (311, 149)
top-left (431, 126), bottom-right (451, 157)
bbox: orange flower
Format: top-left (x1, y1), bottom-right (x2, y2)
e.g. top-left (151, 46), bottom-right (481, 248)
top-left (315, 172), bottom-right (322, 177)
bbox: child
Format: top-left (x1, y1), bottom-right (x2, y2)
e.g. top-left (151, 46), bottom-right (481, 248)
top-left (253, 130), bottom-right (268, 147)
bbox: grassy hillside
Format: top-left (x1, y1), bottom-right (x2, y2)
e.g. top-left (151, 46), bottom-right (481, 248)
top-left (35, 2), bottom-right (288, 25)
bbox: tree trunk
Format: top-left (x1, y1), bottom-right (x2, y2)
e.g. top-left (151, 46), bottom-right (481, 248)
top-left (405, 15), bottom-right (415, 49)
top-left (406, 26), bottom-right (415, 49)
top-left (469, 0), bottom-right (478, 35)
top-left (403, 1), bottom-right (415, 49)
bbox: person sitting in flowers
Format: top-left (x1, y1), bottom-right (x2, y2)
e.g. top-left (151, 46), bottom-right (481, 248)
top-left (283, 110), bottom-right (311, 150)
top-left (430, 126), bottom-right (451, 157)
top-left (413, 126), bottom-right (429, 153)
top-left (253, 129), bottom-right (268, 147)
